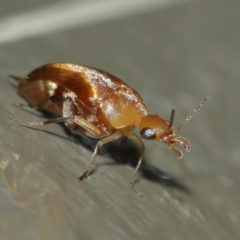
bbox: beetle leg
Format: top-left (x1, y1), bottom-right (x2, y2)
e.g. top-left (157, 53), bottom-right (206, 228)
top-left (128, 133), bottom-right (145, 197)
top-left (78, 129), bottom-right (125, 181)
top-left (9, 75), bottom-right (27, 84)
top-left (8, 115), bottom-right (101, 136)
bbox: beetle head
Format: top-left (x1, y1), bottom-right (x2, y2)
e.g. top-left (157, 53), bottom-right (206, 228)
top-left (139, 113), bottom-right (190, 159)
top-left (139, 97), bottom-right (209, 159)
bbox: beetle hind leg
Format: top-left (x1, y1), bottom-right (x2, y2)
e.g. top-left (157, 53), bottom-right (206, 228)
top-left (9, 75), bottom-right (27, 85)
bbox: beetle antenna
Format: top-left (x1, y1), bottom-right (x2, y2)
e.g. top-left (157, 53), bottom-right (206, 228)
top-left (168, 109), bottom-right (175, 129)
top-left (176, 96), bottom-right (210, 132)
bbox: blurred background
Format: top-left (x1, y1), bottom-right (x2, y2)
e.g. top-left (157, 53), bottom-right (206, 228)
top-left (0, 0), bottom-right (240, 239)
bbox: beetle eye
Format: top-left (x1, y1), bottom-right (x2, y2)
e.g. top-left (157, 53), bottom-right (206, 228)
top-left (140, 128), bottom-right (156, 140)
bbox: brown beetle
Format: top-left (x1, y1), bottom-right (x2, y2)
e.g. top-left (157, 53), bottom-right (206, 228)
top-left (9, 63), bottom-right (209, 195)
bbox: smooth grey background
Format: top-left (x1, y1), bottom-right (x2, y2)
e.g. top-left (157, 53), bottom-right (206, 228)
top-left (0, 0), bottom-right (240, 239)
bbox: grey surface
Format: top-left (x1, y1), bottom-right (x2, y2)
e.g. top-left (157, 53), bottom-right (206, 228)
top-left (0, 0), bottom-right (240, 239)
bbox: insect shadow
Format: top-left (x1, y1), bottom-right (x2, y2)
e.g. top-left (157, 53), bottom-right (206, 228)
top-left (11, 105), bottom-right (190, 195)
top-left (62, 123), bottom-right (190, 194)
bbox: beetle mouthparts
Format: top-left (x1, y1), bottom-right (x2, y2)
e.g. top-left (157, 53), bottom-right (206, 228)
top-left (169, 137), bottom-right (190, 159)
top-left (177, 137), bottom-right (191, 152)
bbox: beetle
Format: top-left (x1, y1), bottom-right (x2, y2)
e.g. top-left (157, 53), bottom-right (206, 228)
top-left (9, 63), bottom-right (209, 195)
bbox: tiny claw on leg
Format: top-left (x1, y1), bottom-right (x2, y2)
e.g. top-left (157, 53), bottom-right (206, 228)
top-left (78, 170), bottom-right (89, 181)
top-left (131, 176), bottom-right (144, 198)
